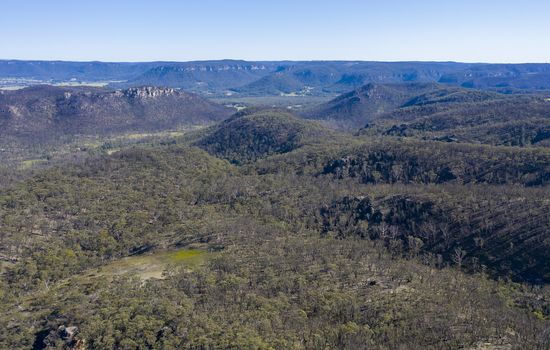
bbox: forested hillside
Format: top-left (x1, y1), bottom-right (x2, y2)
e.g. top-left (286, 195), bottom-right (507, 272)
top-left (303, 83), bottom-right (441, 129)
top-left (305, 83), bottom-right (550, 148)
top-left (0, 85), bottom-right (232, 143)
top-left (0, 110), bottom-right (549, 349)
top-left (378, 95), bottom-right (550, 147)
top-left (194, 109), bottom-right (337, 164)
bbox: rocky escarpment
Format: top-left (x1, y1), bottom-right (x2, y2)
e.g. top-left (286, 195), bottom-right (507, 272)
top-left (119, 86), bottom-right (179, 99)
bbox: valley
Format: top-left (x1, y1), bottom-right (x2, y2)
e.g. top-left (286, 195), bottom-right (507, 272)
top-left (0, 61), bottom-right (549, 349)
top-left (5, 0), bottom-right (550, 346)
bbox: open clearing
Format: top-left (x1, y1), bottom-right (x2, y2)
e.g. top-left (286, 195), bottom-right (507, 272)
top-left (84, 248), bottom-right (209, 281)
top-left (18, 158), bottom-right (48, 170)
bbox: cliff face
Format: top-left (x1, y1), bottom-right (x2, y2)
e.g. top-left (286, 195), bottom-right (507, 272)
top-left (125, 61), bottom-right (278, 92)
top-left (119, 86), bottom-right (178, 99)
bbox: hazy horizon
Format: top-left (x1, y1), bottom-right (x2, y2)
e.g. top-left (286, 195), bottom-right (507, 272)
top-left (2, 58), bottom-right (550, 65)
top-left (2, 0), bottom-right (550, 63)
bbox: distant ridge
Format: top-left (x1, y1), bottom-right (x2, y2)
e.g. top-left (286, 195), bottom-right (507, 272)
top-left (124, 60), bottom-right (280, 93)
top-left (0, 85), bottom-right (233, 143)
top-left (3, 60), bottom-right (550, 96)
top-left (303, 83), bottom-right (442, 128)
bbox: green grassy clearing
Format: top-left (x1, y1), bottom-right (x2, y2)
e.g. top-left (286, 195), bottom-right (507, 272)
top-left (18, 158), bottom-right (48, 170)
top-left (86, 248), bottom-right (209, 281)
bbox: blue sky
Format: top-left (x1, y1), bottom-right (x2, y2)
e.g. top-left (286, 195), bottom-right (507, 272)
top-left (2, 0), bottom-right (550, 62)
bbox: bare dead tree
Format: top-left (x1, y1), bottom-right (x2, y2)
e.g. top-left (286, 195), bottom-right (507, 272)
top-left (378, 222), bottom-right (389, 240)
top-left (453, 247), bottom-right (466, 268)
top-left (440, 223), bottom-right (452, 249)
top-left (389, 225), bottom-right (399, 240)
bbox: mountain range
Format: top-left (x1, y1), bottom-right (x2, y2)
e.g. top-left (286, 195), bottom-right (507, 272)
top-left (3, 60), bottom-right (550, 96)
